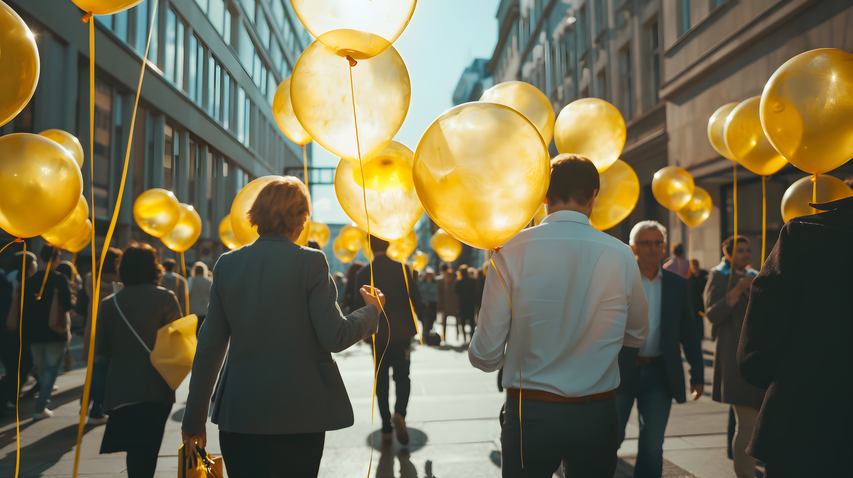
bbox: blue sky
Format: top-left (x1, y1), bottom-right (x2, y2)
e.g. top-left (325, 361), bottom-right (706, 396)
top-left (310, 0), bottom-right (501, 224)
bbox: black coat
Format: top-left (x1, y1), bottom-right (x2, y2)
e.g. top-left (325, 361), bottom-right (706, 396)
top-left (738, 196), bottom-right (853, 474)
top-left (353, 254), bottom-right (423, 345)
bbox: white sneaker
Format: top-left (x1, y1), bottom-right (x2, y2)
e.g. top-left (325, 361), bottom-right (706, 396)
top-left (86, 416), bottom-right (108, 426)
top-left (33, 409), bottom-right (53, 420)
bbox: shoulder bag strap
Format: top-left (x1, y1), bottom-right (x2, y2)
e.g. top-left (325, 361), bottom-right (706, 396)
top-left (111, 283), bottom-right (152, 354)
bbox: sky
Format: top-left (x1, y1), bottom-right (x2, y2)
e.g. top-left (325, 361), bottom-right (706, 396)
top-left (309, 0), bottom-right (501, 224)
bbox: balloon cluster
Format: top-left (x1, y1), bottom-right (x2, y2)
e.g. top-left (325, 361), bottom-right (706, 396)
top-left (652, 166), bottom-right (713, 228)
top-left (132, 189), bottom-right (201, 252)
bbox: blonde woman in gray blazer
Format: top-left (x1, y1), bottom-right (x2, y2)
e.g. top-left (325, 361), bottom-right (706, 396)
top-left (181, 178), bottom-right (384, 478)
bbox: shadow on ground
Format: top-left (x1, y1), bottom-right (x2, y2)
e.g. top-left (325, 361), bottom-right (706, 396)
top-left (0, 423), bottom-right (98, 477)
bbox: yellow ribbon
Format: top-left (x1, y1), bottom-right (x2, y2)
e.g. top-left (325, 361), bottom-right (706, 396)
top-left (761, 176), bottom-right (766, 268)
top-left (401, 261), bottom-right (424, 346)
top-left (181, 252), bottom-right (189, 316)
top-left (36, 253), bottom-right (53, 301)
top-left (727, 162), bottom-right (738, 294)
top-left (14, 241), bottom-right (26, 478)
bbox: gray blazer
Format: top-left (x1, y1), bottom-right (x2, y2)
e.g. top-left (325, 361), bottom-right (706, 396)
top-left (181, 236), bottom-right (379, 435)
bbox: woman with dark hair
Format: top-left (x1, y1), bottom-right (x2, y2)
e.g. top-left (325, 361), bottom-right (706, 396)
top-left (341, 261), bottom-right (365, 314)
top-left (188, 262), bottom-right (211, 334)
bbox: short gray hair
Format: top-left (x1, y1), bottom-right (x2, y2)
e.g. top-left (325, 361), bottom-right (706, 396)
top-left (629, 220), bottom-right (668, 246)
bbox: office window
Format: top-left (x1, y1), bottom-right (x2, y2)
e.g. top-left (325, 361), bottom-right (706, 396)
top-left (619, 47), bottom-right (633, 120)
top-left (679, 0), bottom-right (691, 36)
top-left (133, 0), bottom-right (148, 52)
top-left (214, 64), bottom-right (222, 119)
top-left (649, 22), bottom-right (660, 105)
top-left (272, 0), bottom-right (285, 28)
top-left (578, 6), bottom-right (588, 54)
top-left (176, 20), bottom-right (185, 90)
top-left (271, 40), bottom-right (283, 73)
top-left (281, 17), bottom-right (295, 51)
top-left (238, 24), bottom-right (254, 70)
top-left (195, 0), bottom-right (208, 12)
top-left (241, 0), bottom-right (255, 21)
top-left (244, 98), bottom-right (252, 147)
top-left (114, 11), bottom-right (129, 42)
top-left (93, 78), bottom-right (113, 218)
top-left (237, 87), bottom-right (246, 143)
top-left (267, 71), bottom-right (276, 104)
top-left (223, 73), bottom-right (231, 129)
top-left (208, 56), bottom-right (216, 113)
top-left (594, 0), bottom-right (606, 36)
top-left (189, 139), bottom-right (197, 206)
top-left (596, 69), bottom-right (608, 102)
top-left (188, 36), bottom-right (198, 100)
top-left (256, 9), bottom-right (270, 50)
top-left (164, 9), bottom-right (179, 84)
top-left (148, 1), bottom-right (158, 65)
top-left (132, 108), bottom-right (147, 201)
top-left (207, 151), bottom-right (215, 237)
top-left (164, 125), bottom-right (174, 192)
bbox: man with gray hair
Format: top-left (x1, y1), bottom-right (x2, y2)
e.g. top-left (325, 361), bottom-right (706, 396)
top-left (616, 220), bottom-right (705, 477)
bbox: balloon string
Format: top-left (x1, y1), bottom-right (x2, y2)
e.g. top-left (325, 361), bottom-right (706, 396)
top-left (761, 176), bottom-right (766, 269)
top-left (688, 230), bottom-right (693, 264)
top-left (14, 241), bottom-right (26, 478)
top-left (181, 252), bottom-right (189, 316)
top-left (72, 253), bottom-right (78, 279)
top-left (811, 173), bottom-right (818, 213)
top-left (402, 261), bottom-right (424, 346)
top-left (302, 144), bottom-right (308, 197)
top-left (37, 254), bottom-right (54, 301)
top-left (490, 250), bottom-right (523, 469)
top-left (0, 238), bottom-right (21, 256)
top-left (727, 162), bottom-right (738, 295)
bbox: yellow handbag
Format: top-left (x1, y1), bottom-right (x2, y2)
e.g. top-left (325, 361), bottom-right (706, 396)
top-left (178, 443), bottom-right (223, 478)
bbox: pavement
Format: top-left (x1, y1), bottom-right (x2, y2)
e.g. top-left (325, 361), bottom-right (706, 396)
top-left (0, 330), bottom-right (763, 477)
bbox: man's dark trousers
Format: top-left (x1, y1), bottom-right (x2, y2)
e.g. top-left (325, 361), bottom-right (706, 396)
top-left (374, 340), bottom-right (411, 433)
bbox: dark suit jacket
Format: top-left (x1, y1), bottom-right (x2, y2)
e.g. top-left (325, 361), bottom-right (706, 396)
top-left (738, 197), bottom-right (853, 472)
top-left (352, 254), bottom-right (423, 345)
top-left (618, 269), bottom-right (704, 404)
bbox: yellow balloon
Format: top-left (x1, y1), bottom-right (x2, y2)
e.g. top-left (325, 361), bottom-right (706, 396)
top-left (761, 49), bottom-right (853, 175)
top-left (272, 77), bottom-right (312, 145)
top-left (230, 176), bottom-right (282, 245)
top-left (533, 203), bottom-right (547, 226)
top-left (781, 175), bottom-right (853, 223)
top-left (335, 142), bottom-right (424, 241)
top-left (554, 98), bottom-right (626, 172)
top-left (290, 0), bottom-right (416, 59)
top-left (337, 224), bottom-right (364, 252)
top-left (652, 166), bottom-right (695, 211)
top-left (290, 39), bottom-right (411, 163)
top-left (412, 250), bottom-right (428, 273)
top-left (42, 196), bottom-right (89, 247)
top-left (387, 230), bottom-right (417, 262)
top-left (0, 2), bottom-right (39, 129)
top-left (71, 0), bottom-right (144, 15)
top-left (724, 97), bottom-right (788, 176)
top-left (357, 229), bottom-right (374, 262)
top-left (413, 102), bottom-right (550, 250)
top-left (708, 103), bottom-right (738, 161)
top-left (677, 187), bottom-right (713, 227)
top-left (0, 134), bottom-right (83, 238)
top-left (161, 204), bottom-right (202, 253)
top-left (63, 219), bottom-right (92, 254)
top-left (589, 159), bottom-right (640, 231)
top-left (431, 229), bottom-right (462, 263)
top-left (219, 215), bottom-right (242, 250)
top-left (309, 222), bottom-right (331, 248)
top-left (39, 129), bottom-right (85, 168)
top-left (133, 188), bottom-right (181, 238)
top-left (295, 218), bottom-right (311, 246)
top-left (480, 81), bottom-right (556, 145)
top-left (333, 236), bottom-right (358, 264)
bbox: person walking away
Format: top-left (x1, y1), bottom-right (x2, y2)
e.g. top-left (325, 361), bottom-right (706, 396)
top-left (418, 269), bottom-right (437, 334)
top-left (454, 265), bottom-right (477, 343)
top-left (341, 262), bottom-right (365, 314)
top-left (663, 243), bottom-right (690, 278)
top-left (469, 155), bottom-right (649, 477)
top-left (435, 263), bottom-right (459, 342)
top-left (474, 263), bottom-right (487, 320)
top-left (687, 259), bottom-right (709, 340)
top-left (333, 272), bottom-right (346, 307)
top-left (2, 252), bottom-right (37, 412)
top-left (182, 178), bottom-right (383, 477)
top-left (352, 235), bottom-right (424, 445)
top-left (738, 197), bottom-right (853, 477)
top-left (161, 258), bottom-right (187, 314)
top-left (704, 235), bottom-right (764, 478)
top-left (188, 262), bottom-right (211, 334)
top-left (616, 221), bottom-right (705, 477)
top-left (54, 262), bottom-right (78, 372)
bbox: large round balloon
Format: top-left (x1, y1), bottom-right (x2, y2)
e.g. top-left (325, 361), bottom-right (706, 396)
top-left (42, 196), bottom-right (89, 247)
top-left (290, 0), bottom-right (416, 59)
top-left (161, 204), bottom-right (202, 253)
top-left (39, 130), bottom-right (85, 168)
top-left (357, 228), bottom-right (374, 262)
top-left (387, 229), bottom-right (417, 262)
top-left (335, 142), bottom-right (424, 241)
top-left (677, 187), bottom-right (713, 227)
top-left (412, 250), bottom-right (428, 272)
top-left (272, 77), bottom-right (312, 145)
top-left (761, 49), bottom-right (853, 175)
top-left (652, 166), bottom-right (695, 211)
top-left (0, 2), bottom-right (39, 129)
top-left (554, 98), bottom-right (626, 172)
top-left (0, 134), bottom-right (83, 238)
top-left (219, 215), bottom-right (242, 250)
top-left (309, 222), bottom-right (331, 248)
top-left (231, 176), bottom-right (282, 245)
top-left (480, 81), bottom-right (556, 144)
top-left (133, 188), bottom-right (181, 238)
top-left (724, 97), bottom-right (788, 176)
top-left (63, 219), bottom-right (92, 254)
top-left (337, 224), bottom-right (364, 253)
top-left (707, 103), bottom-right (738, 161)
top-left (71, 0), bottom-right (144, 15)
top-left (290, 39), bottom-right (411, 163)
top-left (333, 236), bottom-right (358, 264)
top-left (589, 160), bottom-right (639, 231)
top-left (781, 175), bottom-right (853, 223)
top-left (431, 229), bottom-right (462, 263)
top-left (413, 103), bottom-right (550, 250)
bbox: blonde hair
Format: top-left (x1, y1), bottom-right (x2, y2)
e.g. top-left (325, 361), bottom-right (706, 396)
top-left (248, 177), bottom-right (311, 237)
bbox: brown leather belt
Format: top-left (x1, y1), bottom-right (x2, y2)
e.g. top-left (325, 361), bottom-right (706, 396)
top-left (636, 356), bottom-right (662, 366)
top-left (506, 388), bottom-right (615, 403)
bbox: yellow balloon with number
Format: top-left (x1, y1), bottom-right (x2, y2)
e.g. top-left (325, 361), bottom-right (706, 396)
top-left (724, 97), bottom-right (788, 176)
top-left (412, 250), bottom-right (428, 272)
top-left (71, 0), bottom-right (144, 15)
top-left (290, 39), bottom-right (411, 163)
top-left (480, 81), bottom-right (555, 144)
top-left (0, 134), bottom-right (83, 238)
top-left (781, 175), bottom-right (853, 223)
top-left (533, 203), bottom-right (547, 226)
top-left (333, 236), bottom-right (358, 264)
top-left (414, 103), bottom-right (550, 250)
top-left (63, 219), bottom-right (92, 254)
top-left (387, 230), bottom-right (417, 262)
top-left (290, 0), bottom-right (416, 60)
top-left (554, 98), bottom-right (626, 172)
top-left (39, 130), bottom-right (85, 168)
top-left (272, 77), bottom-right (312, 145)
top-left (230, 176), bottom-right (282, 245)
top-left (309, 222), bottom-right (331, 248)
top-left (708, 103), bottom-right (738, 161)
top-left (589, 160), bottom-right (640, 231)
top-left (133, 188), bottom-right (181, 238)
top-left (42, 196), bottom-right (89, 247)
top-left (677, 187), bottom-right (713, 227)
top-left (161, 204), bottom-right (202, 253)
top-left (0, 2), bottom-right (39, 129)
top-left (431, 229), bottom-right (462, 263)
top-left (761, 49), bottom-right (853, 176)
top-left (219, 215), bottom-right (242, 250)
top-left (652, 166), bottom-right (695, 211)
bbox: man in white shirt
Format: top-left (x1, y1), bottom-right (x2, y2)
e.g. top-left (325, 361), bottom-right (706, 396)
top-left (469, 155), bottom-right (649, 477)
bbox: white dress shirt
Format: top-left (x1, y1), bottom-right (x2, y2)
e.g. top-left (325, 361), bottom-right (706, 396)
top-left (469, 211), bottom-right (649, 397)
top-left (638, 268), bottom-right (663, 357)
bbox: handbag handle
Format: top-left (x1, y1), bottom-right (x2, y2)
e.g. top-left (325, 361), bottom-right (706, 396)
top-left (112, 283), bottom-right (152, 354)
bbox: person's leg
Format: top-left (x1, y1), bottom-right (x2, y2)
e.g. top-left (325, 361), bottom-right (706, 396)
top-left (500, 398), bottom-right (562, 477)
top-left (220, 431), bottom-right (269, 478)
top-left (633, 363), bottom-right (673, 478)
top-left (390, 345), bottom-right (411, 419)
top-left (29, 343), bottom-right (47, 413)
top-left (374, 348), bottom-right (393, 434)
top-left (727, 405), bottom-right (735, 459)
top-left (89, 358), bottom-right (110, 418)
top-left (220, 431), bottom-right (325, 478)
top-left (732, 405), bottom-right (759, 478)
top-left (561, 398), bottom-right (620, 478)
top-left (125, 402), bottom-right (171, 478)
top-left (614, 390), bottom-right (635, 446)
top-left (276, 432), bottom-right (326, 477)
top-left (33, 342), bottom-right (66, 414)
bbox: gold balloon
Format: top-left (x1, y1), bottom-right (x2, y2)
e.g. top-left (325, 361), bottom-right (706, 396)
top-left (0, 134), bottom-right (83, 238)
top-left (219, 215), bottom-right (242, 250)
top-left (295, 218), bottom-right (311, 246)
top-left (63, 219), bottom-right (92, 254)
top-left (677, 187), bottom-right (713, 227)
top-left (781, 175), bottom-right (853, 223)
top-left (761, 49), bottom-right (853, 175)
top-left (724, 97), bottom-right (788, 176)
top-left (42, 196), bottom-right (89, 247)
top-left (161, 204), bottom-right (202, 253)
top-left (0, 2), bottom-right (39, 128)
top-left (335, 142), bottom-right (424, 241)
top-left (357, 229), bottom-right (374, 262)
top-left (652, 166), bottom-right (695, 211)
top-left (230, 176), bottom-right (281, 245)
top-left (39, 129), bottom-right (85, 168)
top-left (431, 229), bottom-right (462, 263)
top-left (272, 77), bottom-right (312, 145)
top-left (290, 0), bottom-right (416, 59)
top-left (333, 236), bottom-right (358, 264)
top-left (589, 160), bottom-right (640, 231)
top-left (480, 81), bottom-right (556, 144)
top-left (413, 102), bottom-right (550, 250)
top-left (337, 224), bottom-right (364, 252)
top-left (133, 188), bottom-right (181, 238)
top-left (309, 222), bottom-right (331, 248)
top-left (412, 250), bottom-right (428, 273)
top-left (708, 103), bottom-right (738, 161)
top-left (71, 0), bottom-right (144, 15)
top-left (554, 98), bottom-right (626, 172)
top-left (387, 230), bottom-right (417, 262)
top-left (533, 203), bottom-right (547, 226)
top-left (291, 39), bottom-right (411, 163)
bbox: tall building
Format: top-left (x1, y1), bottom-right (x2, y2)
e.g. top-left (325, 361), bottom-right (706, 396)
top-left (1, 0), bottom-right (312, 269)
